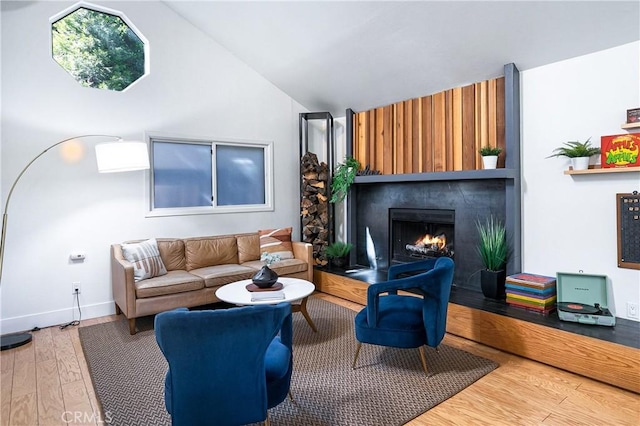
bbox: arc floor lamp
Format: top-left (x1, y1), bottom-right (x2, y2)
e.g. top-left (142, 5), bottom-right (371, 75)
top-left (0, 134), bottom-right (150, 350)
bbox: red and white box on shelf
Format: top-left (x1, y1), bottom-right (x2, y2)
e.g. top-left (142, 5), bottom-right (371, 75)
top-left (600, 133), bottom-right (640, 168)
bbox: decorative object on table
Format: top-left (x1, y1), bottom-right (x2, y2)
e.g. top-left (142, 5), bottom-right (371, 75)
top-left (0, 134), bottom-right (149, 351)
top-left (251, 252), bottom-right (281, 288)
top-left (325, 241), bottom-right (353, 268)
top-left (627, 107), bottom-right (640, 124)
top-left (505, 273), bottom-right (557, 315)
top-left (260, 251), bottom-right (281, 266)
top-left (246, 281), bottom-right (284, 292)
top-left (250, 289), bottom-right (285, 301)
top-left (330, 156), bottom-right (360, 203)
top-left (479, 146), bottom-right (502, 170)
top-left (546, 137), bottom-right (600, 171)
top-left (556, 272), bottom-right (615, 326)
top-left (476, 216), bottom-right (507, 299)
top-left (600, 133), bottom-right (640, 168)
top-left (616, 192), bottom-right (640, 270)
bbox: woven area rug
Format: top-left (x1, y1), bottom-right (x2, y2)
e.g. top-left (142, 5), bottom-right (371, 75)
top-left (79, 297), bottom-right (497, 425)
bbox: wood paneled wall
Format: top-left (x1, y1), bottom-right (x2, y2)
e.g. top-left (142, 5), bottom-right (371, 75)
top-left (353, 77), bottom-right (505, 173)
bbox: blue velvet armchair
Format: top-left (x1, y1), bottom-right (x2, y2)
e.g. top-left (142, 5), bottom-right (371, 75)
top-left (353, 257), bottom-right (454, 374)
top-left (155, 302), bottom-right (293, 426)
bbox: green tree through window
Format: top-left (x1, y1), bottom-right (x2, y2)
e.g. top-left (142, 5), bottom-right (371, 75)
top-left (52, 7), bottom-right (145, 91)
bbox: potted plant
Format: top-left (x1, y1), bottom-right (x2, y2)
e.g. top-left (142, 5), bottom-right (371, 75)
top-left (547, 137), bottom-right (600, 171)
top-left (479, 146), bottom-right (502, 169)
top-left (476, 216), bottom-right (507, 299)
top-left (325, 241), bottom-right (353, 268)
top-left (330, 156), bottom-right (360, 203)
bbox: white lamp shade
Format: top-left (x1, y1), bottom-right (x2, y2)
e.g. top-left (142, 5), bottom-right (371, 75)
top-left (95, 141), bottom-right (150, 173)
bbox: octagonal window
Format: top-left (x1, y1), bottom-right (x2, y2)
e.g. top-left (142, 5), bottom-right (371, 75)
top-left (51, 4), bottom-right (147, 91)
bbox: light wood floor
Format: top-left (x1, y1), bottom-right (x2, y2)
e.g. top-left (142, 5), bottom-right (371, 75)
top-left (1, 293), bottom-right (638, 425)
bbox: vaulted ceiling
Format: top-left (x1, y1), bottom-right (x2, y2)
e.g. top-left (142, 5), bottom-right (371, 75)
top-left (165, 1), bottom-right (640, 116)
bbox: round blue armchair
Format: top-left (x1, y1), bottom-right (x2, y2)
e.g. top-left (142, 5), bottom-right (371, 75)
top-left (155, 302), bottom-right (292, 426)
top-left (353, 257), bottom-right (455, 374)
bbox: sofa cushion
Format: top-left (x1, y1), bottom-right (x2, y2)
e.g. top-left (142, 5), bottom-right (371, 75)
top-left (184, 236), bottom-right (239, 271)
top-left (157, 239), bottom-right (186, 271)
top-left (242, 258), bottom-right (308, 278)
top-left (237, 233), bottom-right (260, 263)
top-left (189, 264), bottom-right (257, 288)
top-left (258, 228), bottom-right (294, 260)
top-left (121, 238), bottom-right (168, 282)
top-left (135, 270), bottom-right (204, 298)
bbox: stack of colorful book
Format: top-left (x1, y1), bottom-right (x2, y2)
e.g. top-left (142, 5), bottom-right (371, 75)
top-left (506, 273), bottom-right (557, 315)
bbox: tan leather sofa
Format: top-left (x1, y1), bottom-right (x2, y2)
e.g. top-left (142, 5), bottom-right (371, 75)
top-left (111, 232), bottom-right (313, 334)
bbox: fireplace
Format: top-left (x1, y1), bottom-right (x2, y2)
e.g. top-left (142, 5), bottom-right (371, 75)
top-left (354, 179), bottom-right (509, 292)
top-left (389, 208), bottom-right (454, 265)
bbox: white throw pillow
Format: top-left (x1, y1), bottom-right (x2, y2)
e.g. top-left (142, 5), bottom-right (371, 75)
top-left (121, 238), bottom-right (167, 282)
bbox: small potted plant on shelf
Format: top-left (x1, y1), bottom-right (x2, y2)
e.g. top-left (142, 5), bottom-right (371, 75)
top-left (325, 241), bottom-right (353, 268)
top-left (547, 137), bottom-right (600, 171)
top-left (330, 156), bottom-right (360, 203)
top-left (476, 216), bottom-right (507, 299)
top-left (479, 146), bottom-right (502, 169)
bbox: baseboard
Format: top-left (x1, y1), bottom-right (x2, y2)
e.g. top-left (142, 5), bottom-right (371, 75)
top-left (0, 301), bottom-right (116, 334)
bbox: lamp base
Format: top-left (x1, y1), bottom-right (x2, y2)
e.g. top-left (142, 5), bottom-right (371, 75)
top-left (1, 332), bottom-right (32, 351)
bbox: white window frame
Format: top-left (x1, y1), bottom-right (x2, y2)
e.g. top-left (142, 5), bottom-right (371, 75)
top-left (49, 1), bottom-right (150, 92)
top-left (146, 132), bottom-right (274, 217)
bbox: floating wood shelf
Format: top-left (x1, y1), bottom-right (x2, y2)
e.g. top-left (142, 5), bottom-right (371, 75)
top-left (621, 122), bottom-right (640, 130)
top-left (564, 165), bottom-right (640, 175)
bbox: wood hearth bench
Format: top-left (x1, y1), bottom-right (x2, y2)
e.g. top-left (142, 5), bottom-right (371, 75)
top-left (314, 269), bottom-right (640, 394)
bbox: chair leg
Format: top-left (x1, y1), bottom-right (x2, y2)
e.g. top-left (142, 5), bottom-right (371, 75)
top-left (263, 411), bottom-right (270, 426)
top-left (417, 346), bottom-right (428, 375)
top-left (352, 341), bottom-right (362, 369)
top-left (128, 318), bottom-right (136, 335)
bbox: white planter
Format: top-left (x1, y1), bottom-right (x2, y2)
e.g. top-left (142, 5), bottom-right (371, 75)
top-left (481, 155), bottom-right (498, 169)
top-left (570, 157), bottom-right (590, 171)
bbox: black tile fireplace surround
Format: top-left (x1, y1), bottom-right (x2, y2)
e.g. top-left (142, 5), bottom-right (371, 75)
top-left (354, 179), bottom-right (508, 294)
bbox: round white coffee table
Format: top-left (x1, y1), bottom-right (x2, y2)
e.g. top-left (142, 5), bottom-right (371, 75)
top-left (216, 277), bottom-right (317, 332)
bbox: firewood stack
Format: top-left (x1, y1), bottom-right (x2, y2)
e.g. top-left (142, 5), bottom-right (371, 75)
top-left (300, 152), bottom-right (329, 265)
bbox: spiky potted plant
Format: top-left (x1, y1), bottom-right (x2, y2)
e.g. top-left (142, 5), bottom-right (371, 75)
top-left (476, 216), bottom-right (507, 299)
top-left (325, 241), bottom-right (353, 268)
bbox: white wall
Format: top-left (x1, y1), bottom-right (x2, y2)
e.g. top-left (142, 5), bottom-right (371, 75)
top-left (1, 1), bottom-right (307, 332)
top-left (521, 41), bottom-right (640, 321)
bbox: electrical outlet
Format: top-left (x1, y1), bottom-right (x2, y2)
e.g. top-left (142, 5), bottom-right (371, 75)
top-left (627, 302), bottom-right (639, 319)
top-left (72, 282), bottom-right (81, 295)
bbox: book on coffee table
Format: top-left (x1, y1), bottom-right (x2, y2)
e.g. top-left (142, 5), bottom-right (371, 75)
top-left (251, 291), bottom-right (285, 302)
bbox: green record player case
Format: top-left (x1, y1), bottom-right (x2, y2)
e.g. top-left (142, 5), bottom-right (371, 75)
top-left (556, 272), bottom-right (615, 326)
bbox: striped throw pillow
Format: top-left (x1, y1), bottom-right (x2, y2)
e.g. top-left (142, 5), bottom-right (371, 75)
top-left (121, 238), bottom-right (167, 282)
top-left (258, 228), bottom-right (294, 260)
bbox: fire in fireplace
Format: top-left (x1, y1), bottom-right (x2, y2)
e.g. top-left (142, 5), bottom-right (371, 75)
top-left (389, 208), bottom-right (455, 265)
